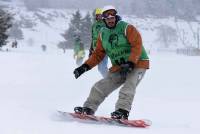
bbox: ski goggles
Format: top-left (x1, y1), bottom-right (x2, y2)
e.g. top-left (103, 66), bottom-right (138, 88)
top-left (103, 10), bottom-right (117, 19)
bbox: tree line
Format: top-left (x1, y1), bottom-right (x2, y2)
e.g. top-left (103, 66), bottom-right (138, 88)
top-left (0, 7), bottom-right (23, 50)
top-left (0, 8), bottom-right (12, 48)
top-left (58, 10), bottom-right (93, 50)
top-left (130, 0), bottom-right (200, 20)
top-left (22, 0), bottom-right (200, 21)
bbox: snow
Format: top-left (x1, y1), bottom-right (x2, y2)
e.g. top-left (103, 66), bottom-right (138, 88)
top-left (0, 48), bottom-right (200, 134)
top-left (1, 1), bottom-right (200, 134)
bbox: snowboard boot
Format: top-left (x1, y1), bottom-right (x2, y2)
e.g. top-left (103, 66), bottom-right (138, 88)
top-left (111, 109), bottom-right (129, 120)
top-left (74, 106), bottom-right (94, 115)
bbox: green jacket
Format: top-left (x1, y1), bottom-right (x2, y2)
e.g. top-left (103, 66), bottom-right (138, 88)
top-left (100, 21), bottom-right (149, 65)
top-left (91, 20), bottom-right (106, 49)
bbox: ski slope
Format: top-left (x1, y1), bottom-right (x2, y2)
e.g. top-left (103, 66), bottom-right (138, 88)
top-left (0, 49), bottom-right (200, 134)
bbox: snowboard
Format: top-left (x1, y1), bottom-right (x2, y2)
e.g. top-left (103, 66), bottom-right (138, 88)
top-left (57, 111), bottom-right (152, 128)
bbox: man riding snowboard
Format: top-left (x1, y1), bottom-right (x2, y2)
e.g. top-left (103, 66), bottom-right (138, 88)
top-left (73, 5), bottom-right (149, 120)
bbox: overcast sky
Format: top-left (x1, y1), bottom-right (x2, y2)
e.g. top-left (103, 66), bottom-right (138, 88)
top-left (18, 0), bottom-right (132, 13)
top-left (2, 0), bottom-right (199, 19)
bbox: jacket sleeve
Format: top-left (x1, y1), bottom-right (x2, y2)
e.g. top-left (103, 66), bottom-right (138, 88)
top-left (89, 24), bottom-right (94, 50)
top-left (84, 34), bottom-right (106, 68)
top-left (126, 25), bottom-right (142, 64)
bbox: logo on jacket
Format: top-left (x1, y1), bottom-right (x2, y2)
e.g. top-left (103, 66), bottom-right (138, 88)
top-left (109, 34), bottom-right (119, 48)
top-left (96, 25), bottom-right (102, 32)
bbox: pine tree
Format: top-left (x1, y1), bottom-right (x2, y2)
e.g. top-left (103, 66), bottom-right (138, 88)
top-left (80, 12), bottom-right (92, 48)
top-left (61, 10), bottom-right (82, 48)
top-left (8, 22), bottom-right (23, 40)
top-left (59, 10), bottom-right (92, 49)
top-left (0, 9), bottom-right (12, 48)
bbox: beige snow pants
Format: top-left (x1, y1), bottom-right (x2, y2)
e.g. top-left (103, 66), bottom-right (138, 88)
top-left (83, 68), bottom-right (146, 112)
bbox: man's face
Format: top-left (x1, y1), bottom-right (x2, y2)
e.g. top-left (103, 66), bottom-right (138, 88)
top-left (103, 10), bottom-right (117, 28)
top-left (105, 16), bottom-right (116, 28)
top-left (96, 14), bottom-right (102, 21)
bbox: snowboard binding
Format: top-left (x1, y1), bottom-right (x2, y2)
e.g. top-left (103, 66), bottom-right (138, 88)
top-left (74, 106), bottom-right (94, 115)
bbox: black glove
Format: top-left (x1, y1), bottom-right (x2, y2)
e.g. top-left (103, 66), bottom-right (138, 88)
top-left (73, 64), bottom-right (90, 79)
top-left (120, 61), bottom-right (135, 78)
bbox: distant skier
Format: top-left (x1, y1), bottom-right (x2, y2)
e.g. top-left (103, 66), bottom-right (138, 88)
top-left (12, 40), bottom-right (18, 48)
top-left (41, 44), bottom-right (47, 52)
top-left (73, 36), bottom-right (85, 66)
top-left (73, 5), bottom-right (149, 120)
top-left (89, 8), bottom-right (108, 78)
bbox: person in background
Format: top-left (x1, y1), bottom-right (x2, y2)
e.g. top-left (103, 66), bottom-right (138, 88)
top-left (89, 8), bottom-right (108, 78)
top-left (73, 36), bottom-right (85, 66)
top-left (12, 39), bottom-right (18, 48)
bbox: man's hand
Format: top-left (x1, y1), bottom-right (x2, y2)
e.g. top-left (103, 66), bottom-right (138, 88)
top-left (73, 64), bottom-right (90, 79)
top-left (120, 61), bottom-right (135, 78)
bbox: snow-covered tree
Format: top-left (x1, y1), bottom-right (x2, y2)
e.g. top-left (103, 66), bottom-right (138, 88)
top-left (57, 41), bottom-right (67, 53)
top-left (61, 10), bottom-right (82, 48)
top-left (60, 10), bottom-right (92, 49)
top-left (80, 12), bottom-right (92, 48)
top-left (0, 9), bottom-right (12, 48)
top-left (8, 22), bottom-right (23, 40)
top-left (156, 25), bottom-right (178, 48)
top-left (130, 0), bottom-right (198, 20)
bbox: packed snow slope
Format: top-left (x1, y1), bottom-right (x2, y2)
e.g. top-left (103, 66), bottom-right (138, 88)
top-left (0, 49), bottom-right (200, 134)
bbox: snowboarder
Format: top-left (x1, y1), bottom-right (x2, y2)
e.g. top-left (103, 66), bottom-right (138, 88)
top-left (73, 36), bottom-right (85, 66)
top-left (73, 5), bottom-right (149, 120)
top-left (89, 8), bottom-right (108, 78)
